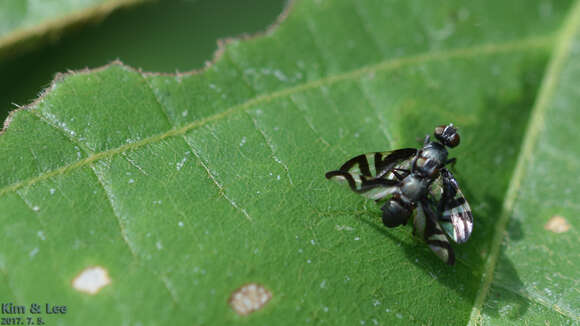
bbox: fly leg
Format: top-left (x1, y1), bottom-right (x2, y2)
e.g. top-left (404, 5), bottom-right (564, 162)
top-left (418, 199), bottom-right (455, 265)
top-left (445, 157), bottom-right (457, 168)
top-left (390, 168), bottom-right (410, 180)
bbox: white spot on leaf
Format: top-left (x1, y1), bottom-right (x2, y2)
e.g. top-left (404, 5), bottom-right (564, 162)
top-left (273, 70), bottom-right (288, 82)
top-left (229, 283), bottom-right (272, 316)
top-left (335, 225), bottom-right (354, 231)
top-left (544, 216), bottom-right (570, 233)
top-left (176, 157), bottom-right (187, 171)
top-left (72, 266), bottom-right (111, 295)
top-left (29, 248), bottom-right (39, 258)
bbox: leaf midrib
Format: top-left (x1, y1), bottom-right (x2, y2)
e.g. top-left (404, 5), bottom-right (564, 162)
top-left (0, 35), bottom-right (553, 198)
top-left (468, 0), bottom-right (580, 323)
top-left (21, 94), bottom-right (183, 309)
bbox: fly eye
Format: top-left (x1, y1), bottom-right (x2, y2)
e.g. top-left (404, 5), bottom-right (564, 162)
top-left (446, 133), bottom-right (460, 147)
top-left (434, 125), bottom-right (446, 138)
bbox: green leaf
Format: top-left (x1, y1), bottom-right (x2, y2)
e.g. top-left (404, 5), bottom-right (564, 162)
top-left (475, 2), bottom-right (580, 324)
top-left (0, 0), bottom-right (145, 59)
top-left (0, 0), bottom-right (286, 125)
top-left (0, 0), bottom-right (578, 325)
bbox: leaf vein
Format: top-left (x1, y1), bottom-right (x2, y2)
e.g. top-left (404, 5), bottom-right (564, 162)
top-left (356, 82), bottom-right (395, 147)
top-left (89, 162), bottom-right (182, 306)
top-left (12, 189), bottom-right (64, 295)
top-left (140, 70), bottom-right (255, 223)
top-left (247, 111), bottom-right (294, 185)
top-left (30, 105), bottom-right (182, 306)
top-left (351, 1), bottom-right (386, 56)
top-left (287, 93), bottom-right (335, 151)
top-left (225, 52), bottom-right (260, 94)
top-left (140, 74), bottom-right (175, 129)
top-left (0, 264), bottom-right (19, 303)
top-left (468, 1), bottom-right (580, 323)
top-left (26, 106), bottom-right (146, 267)
top-left (0, 35), bottom-right (552, 197)
top-left (187, 145), bottom-right (254, 222)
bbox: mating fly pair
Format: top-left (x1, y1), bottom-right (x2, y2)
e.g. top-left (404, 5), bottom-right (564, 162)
top-left (325, 124), bottom-right (473, 265)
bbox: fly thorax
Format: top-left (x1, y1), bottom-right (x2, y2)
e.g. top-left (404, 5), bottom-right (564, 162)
top-left (415, 143), bottom-right (448, 177)
top-left (400, 175), bottom-right (430, 202)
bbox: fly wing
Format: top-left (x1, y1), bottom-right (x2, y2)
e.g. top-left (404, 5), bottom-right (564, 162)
top-left (331, 148), bottom-right (416, 178)
top-left (325, 148), bottom-right (416, 200)
top-left (414, 200), bottom-right (455, 265)
top-left (436, 168), bottom-right (473, 243)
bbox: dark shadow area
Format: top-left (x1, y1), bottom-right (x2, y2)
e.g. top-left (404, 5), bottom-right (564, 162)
top-left (480, 247), bottom-right (530, 320)
top-left (358, 205), bottom-right (529, 320)
top-left (478, 207), bottom-right (528, 320)
top-left (0, 0), bottom-right (287, 123)
top-left (357, 213), bottom-right (479, 301)
top-left (353, 54), bottom-right (547, 319)
top-left (505, 212), bottom-right (524, 242)
top-left (453, 53), bottom-right (546, 265)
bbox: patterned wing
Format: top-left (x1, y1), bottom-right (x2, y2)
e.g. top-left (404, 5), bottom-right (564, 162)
top-left (436, 168), bottom-right (473, 243)
top-left (414, 200), bottom-right (455, 265)
top-left (325, 148), bottom-right (417, 200)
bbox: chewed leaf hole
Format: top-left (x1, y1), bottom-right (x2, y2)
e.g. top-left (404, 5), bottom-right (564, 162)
top-left (228, 283), bottom-right (272, 316)
top-left (72, 266), bottom-right (111, 295)
top-left (544, 216), bottom-right (570, 233)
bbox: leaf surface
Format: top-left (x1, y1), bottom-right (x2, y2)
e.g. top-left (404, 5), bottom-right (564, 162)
top-left (475, 2), bottom-right (580, 324)
top-left (0, 0), bottom-right (578, 325)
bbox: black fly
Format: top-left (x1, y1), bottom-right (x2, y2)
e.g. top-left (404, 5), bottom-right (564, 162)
top-left (325, 124), bottom-right (473, 265)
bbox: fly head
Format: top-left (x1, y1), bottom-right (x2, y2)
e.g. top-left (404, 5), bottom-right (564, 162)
top-left (434, 124), bottom-right (460, 148)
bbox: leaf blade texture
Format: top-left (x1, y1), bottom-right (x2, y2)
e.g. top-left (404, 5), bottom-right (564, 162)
top-left (0, 0), bottom-right (578, 325)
